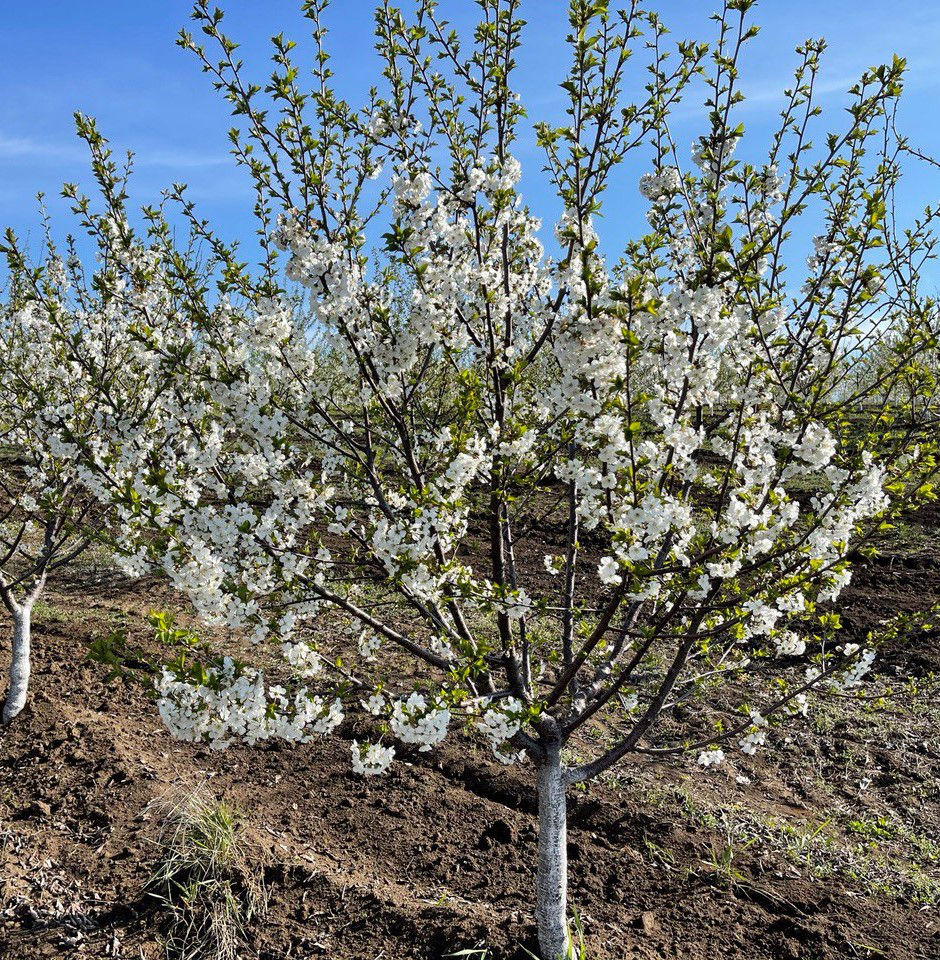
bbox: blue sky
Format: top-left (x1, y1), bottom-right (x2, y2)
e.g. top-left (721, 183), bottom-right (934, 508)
top-left (2, 0), bottom-right (939, 276)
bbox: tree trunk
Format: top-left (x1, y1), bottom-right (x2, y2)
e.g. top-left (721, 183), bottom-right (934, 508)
top-left (2, 603), bottom-right (32, 724)
top-left (535, 740), bottom-right (570, 959)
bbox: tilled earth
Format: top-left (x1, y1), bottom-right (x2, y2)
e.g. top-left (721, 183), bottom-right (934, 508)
top-left (1, 524), bottom-right (940, 960)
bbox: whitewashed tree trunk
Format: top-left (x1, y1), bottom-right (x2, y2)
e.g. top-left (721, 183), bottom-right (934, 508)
top-left (2, 602), bottom-right (32, 724)
top-left (535, 738), bottom-right (570, 959)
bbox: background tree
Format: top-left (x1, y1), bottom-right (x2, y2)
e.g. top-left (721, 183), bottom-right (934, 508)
top-left (0, 120), bottom-right (258, 723)
top-left (7, 1), bottom-right (940, 956)
top-left (0, 245), bottom-right (104, 723)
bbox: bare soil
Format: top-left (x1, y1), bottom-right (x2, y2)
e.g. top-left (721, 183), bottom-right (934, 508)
top-left (1, 514), bottom-right (940, 960)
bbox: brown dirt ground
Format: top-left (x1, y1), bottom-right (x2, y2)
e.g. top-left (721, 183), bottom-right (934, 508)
top-left (1, 513), bottom-right (940, 960)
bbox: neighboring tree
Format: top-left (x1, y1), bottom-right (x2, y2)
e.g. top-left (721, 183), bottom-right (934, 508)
top-left (0, 258), bottom-right (102, 722)
top-left (0, 126), bottom-right (254, 723)
top-left (9, 1), bottom-right (940, 956)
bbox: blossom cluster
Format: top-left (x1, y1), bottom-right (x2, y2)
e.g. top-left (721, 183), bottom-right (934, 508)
top-left (389, 692), bottom-right (451, 752)
top-left (475, 697), bottom-right (525, 763)
top-left (155, 658), bottom-right (344, 749)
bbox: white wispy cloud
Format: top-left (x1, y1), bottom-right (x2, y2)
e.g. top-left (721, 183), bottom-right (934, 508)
top-left (0, 134), bottom-right (83, 162)
top-left (0, 132), bottom-right (229, 170)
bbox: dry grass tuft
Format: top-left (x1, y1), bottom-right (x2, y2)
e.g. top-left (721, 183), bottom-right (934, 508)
top-left (147, 785), bottom-right (267, 960)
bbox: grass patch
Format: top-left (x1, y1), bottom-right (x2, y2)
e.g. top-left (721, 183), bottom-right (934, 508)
top-left (147, 786), bottom-right (267, 960)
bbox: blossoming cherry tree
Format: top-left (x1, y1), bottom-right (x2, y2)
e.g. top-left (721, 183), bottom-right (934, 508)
top-left (0, 262), bottom-right (103, 722)
top-left (13, 1), bottom-right (940, 956)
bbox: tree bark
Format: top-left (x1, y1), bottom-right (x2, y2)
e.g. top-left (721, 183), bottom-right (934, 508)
top-left (535, 740), bottom-right (570, 959)
top-left (2, 602), bottom-right (32, 724)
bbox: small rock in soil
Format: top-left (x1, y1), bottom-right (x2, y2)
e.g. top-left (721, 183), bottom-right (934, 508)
top-left (20, 800), bottom-right (52, 819)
